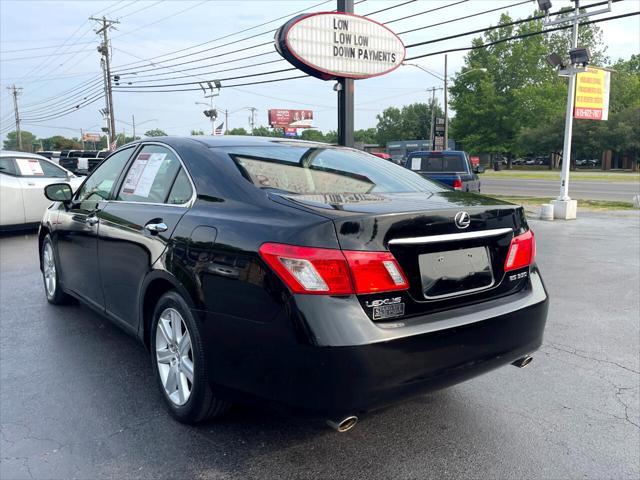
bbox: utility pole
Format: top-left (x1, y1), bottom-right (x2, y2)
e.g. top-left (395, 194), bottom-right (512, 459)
top-left (443, 54), bottom-right (448, 150)
top-left (428, 87), bottom-right (436, 149)
top-left (224, 109), bottom-right (228, 134)
top-left (91, 16), bottom-right (119, 151)
top-left (132, 114), bottom-right (136, 139)
top-left (7, 85), bottom-right (23, 151)
top-left (80, 128), bottom-right (85, 149)
top-left (337, 0), bottom-right (354, 147)
top-left (248, 107), bottom-right (257, 134)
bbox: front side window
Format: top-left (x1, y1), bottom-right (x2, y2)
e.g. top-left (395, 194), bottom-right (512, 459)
top-left (224, 145), bottom-right (445, 195)
top-left (117, 145), bottom-right (181, 203)
top-left (76, 147), bottom-right (134, 202)
top-left (38, 159), bottom-right (67, 178)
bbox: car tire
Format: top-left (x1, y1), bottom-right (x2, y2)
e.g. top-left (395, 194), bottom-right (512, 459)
top-left (41, 235), bottom-right (73, 305)
top-left (151, 290), bottom-right (230, 424)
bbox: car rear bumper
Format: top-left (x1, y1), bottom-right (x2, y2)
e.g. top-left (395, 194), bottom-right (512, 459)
top-left (199, 267), bottom-right (548, 418)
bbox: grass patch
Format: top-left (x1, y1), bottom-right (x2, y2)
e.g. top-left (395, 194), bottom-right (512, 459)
top-left (492, 195), bottom-right (636, 211)
top-left (482, 169), bottom-right (640, 183)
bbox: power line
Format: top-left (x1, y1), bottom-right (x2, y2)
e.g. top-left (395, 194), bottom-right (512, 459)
top-left (113, 0), bottom-right (209, 38)
top-left (362, 0), bottom-right (417, 17)
top-left (406, 10), bottom-right (640, 61)
top-left (110, 0), bottom-right (474, 78)
top-left (384, 0), bottom-right (469, 25)
top-left (116, 0), bottom-right (165, 19)
top-left (110, 0), bottom-right (333, 70)
top-left (21, 92), bottom-right (105, 123)
top-left (397, 0), bottom-right (531, 35)
top-left (115, 67), bottom-right (299, 89)
top-left (113, 74), bottom-right (310, 93)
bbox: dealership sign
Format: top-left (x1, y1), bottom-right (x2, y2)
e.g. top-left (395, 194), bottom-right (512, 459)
top-left (574, 67), bottom-right (611, 121)
top-left (275, 12), bottom-right (405, 80)
top-left (268, 109), bottom-right (313, 128)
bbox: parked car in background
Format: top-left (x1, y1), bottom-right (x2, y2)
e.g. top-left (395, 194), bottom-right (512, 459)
top-left (37, 151), bottom-right (61, 163)
top-left (0, 151), bottom-right (83, 230)
top-left (370, 152), bottom-right (392, 160)
top-left (405, 150), bottom-right (483, 192)
top-left (59, 150), bottom-right (108, 175)
top-left (38, 137), bottom-right (547, 430)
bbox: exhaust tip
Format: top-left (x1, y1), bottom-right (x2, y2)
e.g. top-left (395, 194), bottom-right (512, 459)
top-left (327, 416), bottom-right (358, 433)
top-left (512, 355), bottom-right (533, 368)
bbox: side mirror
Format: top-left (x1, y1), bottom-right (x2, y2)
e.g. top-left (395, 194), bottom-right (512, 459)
top-left (44, 183), bottom-right (73, 203)
top-left (474, 165), bottom-right (485, 174)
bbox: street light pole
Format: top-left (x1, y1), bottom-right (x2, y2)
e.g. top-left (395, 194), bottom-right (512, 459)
top-left (558, 1), bottom-right (581, 202)
top-left (444, 54), bottom-right (449, 150)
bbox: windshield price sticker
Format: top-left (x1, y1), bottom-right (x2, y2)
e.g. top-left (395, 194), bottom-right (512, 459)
top-left (276, 12), bottom-right (405, 80)
top-left (122, 152), bottom-right (166, 197)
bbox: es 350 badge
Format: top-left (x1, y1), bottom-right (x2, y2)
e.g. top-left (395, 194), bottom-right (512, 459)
top-left (365, 297), bottom-right (405, 320)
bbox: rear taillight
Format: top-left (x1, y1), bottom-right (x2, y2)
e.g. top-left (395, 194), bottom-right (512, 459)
top-left (504, 230), bottom-right (536, 272)
top-left (452, 178), bottom-right (462, 190)
top-left (259, 243), bottom-right (408, 295)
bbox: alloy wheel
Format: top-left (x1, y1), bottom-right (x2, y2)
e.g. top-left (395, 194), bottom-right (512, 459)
top-left (155, 308), bottom-right (194, 406)
top-left (43, 242), bottom-right (57, 298)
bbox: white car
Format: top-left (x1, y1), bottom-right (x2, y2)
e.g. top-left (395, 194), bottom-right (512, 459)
top-left (0, 150), bottom-right (84, 230)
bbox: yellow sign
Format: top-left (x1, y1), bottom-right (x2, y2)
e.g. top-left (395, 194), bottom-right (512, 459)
top-left (574, 67), bottom-right (611, 121)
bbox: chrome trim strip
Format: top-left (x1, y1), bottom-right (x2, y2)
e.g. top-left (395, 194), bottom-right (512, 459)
top-left (388, 228), bottom-right (513, 245)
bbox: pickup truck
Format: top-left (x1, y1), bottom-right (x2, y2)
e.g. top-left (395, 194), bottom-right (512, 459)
top-left (405, 150), bottom-right (483, 192)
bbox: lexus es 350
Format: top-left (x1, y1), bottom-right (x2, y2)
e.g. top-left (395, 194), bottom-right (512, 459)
top-left (39, 137), bottom-right (548, 431)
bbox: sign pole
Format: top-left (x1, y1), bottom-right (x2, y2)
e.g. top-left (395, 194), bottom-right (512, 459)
top-left (337, 0), bottom-right (354, 148)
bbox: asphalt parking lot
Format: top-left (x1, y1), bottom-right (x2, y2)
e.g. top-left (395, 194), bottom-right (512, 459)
top-left (1, 212), bottom-right (639, 480)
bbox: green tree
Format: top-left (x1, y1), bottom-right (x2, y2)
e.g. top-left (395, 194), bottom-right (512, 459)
top-left (299, 129), bottom-right (326, 142)
top-left (3, 131), bottom-right (37, 151)
top-left (375, 101), bottom-right (443, 146)
top-left (324, 130), bottom-right (338, 144)
top-left (354, 128), bottom-right (378, 144)
top-left (227, 127), bottom-right (248, 136)
top-left (144, 128), bottom-right (167, 137)
top-left (251, 126), bottom-right (283, 137)
top-left (48, 135), bottom-right (77, 150)
top-left (449, 12), bottom-right (604, 167)
top-left (190, 129), bottom-right (205, 135)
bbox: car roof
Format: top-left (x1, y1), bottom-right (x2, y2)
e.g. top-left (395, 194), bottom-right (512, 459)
top-left (137, 135), bottom-right (331, 149)
top-left (0, 150), bottom-right (50, 160)
top-left (409, 150), bottom-right (465, 155)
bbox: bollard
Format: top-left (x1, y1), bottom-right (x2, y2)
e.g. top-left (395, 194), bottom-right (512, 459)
top-left (540, 203), bottom-right (554, 220)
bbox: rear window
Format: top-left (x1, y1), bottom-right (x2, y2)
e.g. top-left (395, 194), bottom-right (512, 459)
top-left (409, 155), bottom-right (467, 172)
top-left (224, 145), bottom-right (445, 195)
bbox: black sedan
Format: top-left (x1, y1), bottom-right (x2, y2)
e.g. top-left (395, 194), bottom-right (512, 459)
top-left (39, 136), bottom-right (548, 432)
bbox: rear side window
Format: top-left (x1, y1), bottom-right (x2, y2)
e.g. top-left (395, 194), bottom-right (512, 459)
top-left (167, 168), bottom-right (193, 205)
top-left (0, 158), bottom-right (17, 176)
top-left (117, 145), bottom-right (181, 203)
top-left (409, 155), bottom-right (466, 172)
top-left (225, 145), bottom-right (444, 195)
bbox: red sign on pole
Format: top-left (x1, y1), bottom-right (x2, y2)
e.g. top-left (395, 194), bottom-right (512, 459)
top-left (268, 109), bottom-right (313, 128)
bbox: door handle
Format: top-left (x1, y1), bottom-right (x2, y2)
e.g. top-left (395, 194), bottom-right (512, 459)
top-left (145, 222), bottom-right (168, 233)
top-left (86, 215), bottom-right (99, 226)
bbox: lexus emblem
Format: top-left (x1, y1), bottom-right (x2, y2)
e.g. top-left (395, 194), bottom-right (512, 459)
top-left (454, 211), bottom-right (471, 229)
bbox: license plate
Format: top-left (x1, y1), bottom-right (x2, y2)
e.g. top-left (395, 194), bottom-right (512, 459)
top-left (419, 246), bottom-right (494, 299)
top-left (372, 303), bottom-right (405, 320)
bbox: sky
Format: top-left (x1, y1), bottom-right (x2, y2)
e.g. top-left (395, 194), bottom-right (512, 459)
top-left (1, 0), bottom-right (639, 143)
